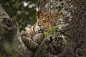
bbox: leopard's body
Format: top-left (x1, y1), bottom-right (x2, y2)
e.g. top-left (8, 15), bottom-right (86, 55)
top-left (21, 10), bottom-right (58, 51)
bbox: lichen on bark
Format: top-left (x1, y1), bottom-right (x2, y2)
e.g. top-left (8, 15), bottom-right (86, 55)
top-left (34, 0), bottom-right (86, 57)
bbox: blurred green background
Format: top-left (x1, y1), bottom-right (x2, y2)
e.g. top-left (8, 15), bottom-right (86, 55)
top-left (0, 0), bottom-right (37, 32)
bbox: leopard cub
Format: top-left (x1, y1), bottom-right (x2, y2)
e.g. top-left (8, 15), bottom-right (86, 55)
top-left (21, 10), bottom-right (58, 51)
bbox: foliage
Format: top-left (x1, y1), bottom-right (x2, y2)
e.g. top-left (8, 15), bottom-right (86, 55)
top-left (0, 0), bottom-right (37, 32)
top-left (44, 25), bottom-right (55, 37)
top-left (81, 49), bottom-right (86, 56)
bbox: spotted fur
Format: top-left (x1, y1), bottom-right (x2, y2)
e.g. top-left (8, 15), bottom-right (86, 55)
top-left (21, 10), bottom-right (58, 51)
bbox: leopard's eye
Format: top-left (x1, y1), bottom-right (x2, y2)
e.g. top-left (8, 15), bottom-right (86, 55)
top-left (42, 20), bottom-right (46, 23)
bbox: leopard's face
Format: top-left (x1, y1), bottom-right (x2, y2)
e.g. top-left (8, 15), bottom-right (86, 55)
top-left (21, 10), bottom-right (58, 51)
top-left (36, 10), bottom-right (58, 31)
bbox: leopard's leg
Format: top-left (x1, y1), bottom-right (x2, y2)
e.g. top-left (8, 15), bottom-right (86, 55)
top-left (33, 33), bottom-right (45, 44)
top-left (21, 36), bottom-right (39, 51)
top-left (21, 32), bottom-right (44, 52)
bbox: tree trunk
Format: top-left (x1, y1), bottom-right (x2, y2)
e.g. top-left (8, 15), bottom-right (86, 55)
top-left (35, 0), bottom-right (86, 57)
top-left (0, 4), bottom-right (34, 57)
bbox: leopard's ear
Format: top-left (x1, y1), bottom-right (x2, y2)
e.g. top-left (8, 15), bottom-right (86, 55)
top-left (36, 10), bottom-right (44, 20)
top-left (52, 13), bottom-right (58, 21)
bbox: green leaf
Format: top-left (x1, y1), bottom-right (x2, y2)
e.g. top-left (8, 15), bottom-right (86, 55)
top-left (53, 26), bottom-right (55, 28)
top-left (44, 25), bottom-right (56, 37)
top-left (44, 32), bottom-right (47, 34)
top-left (49, 25), bottom-right (52, 28)
top-left (46, 29), bottom-right (49, 30)
top-left (45, 34), bottom-right (47, 37)
top-left (48, 32), bottom-right (51, 35)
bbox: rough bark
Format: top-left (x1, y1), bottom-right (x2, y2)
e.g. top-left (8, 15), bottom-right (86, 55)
top-left (36, 0), bottom-right (56, 14)
top-left (34, 0), bottom-right (86, 57)
top-left (0, 4), bottom-right (34, 57)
